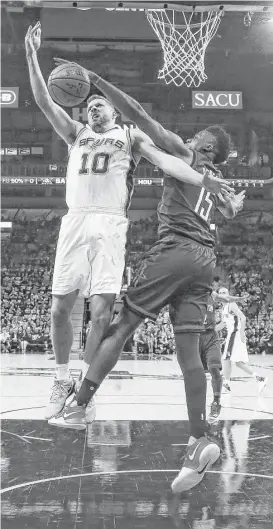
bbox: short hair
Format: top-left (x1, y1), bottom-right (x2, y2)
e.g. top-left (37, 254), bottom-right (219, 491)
top-left (87, 94), bottom-right (115, 110)
top-left (206, 125), bottom-right (232, 164)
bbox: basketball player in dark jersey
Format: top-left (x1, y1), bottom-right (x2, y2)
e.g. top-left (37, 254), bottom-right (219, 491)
top-left (200, 285), bottom-right (245, 424)
top-left (53, 61), bottom-right (245, 492)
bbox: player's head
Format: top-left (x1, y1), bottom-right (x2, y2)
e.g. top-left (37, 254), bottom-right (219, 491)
top-left (186, 126), bottom-right (231, 164)
top-left (87, 95), bottom-right (117, 129)
top-left (212, 276), bottom-right (221, 291)
top-left (219, 286), bottom-right (229, 297)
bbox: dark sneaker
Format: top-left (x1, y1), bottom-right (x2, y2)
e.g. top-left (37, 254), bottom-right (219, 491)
top-left (208, 401), bottom-right (221, 424)
top-left (171, 436), bottom-right (220, 493)
top-left (222, 382), bottom-right (231, 393)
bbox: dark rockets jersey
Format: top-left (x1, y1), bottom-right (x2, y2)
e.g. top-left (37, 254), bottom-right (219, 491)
top-left (157, 150), bottom-right (221, 247)
top-left (204, 295), bottom-right (216, 331)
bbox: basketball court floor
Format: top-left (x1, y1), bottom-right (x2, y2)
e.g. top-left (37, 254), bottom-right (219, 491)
top-left (1, 353), bottom-right (273, 528)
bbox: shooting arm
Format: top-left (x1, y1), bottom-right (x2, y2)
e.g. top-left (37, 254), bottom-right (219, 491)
top-left (88, 71), bottom-right (191, 158)
top-left (26, 52), bottom-right (82, 145)
top-left (132, 129), bottom-right (205, 186)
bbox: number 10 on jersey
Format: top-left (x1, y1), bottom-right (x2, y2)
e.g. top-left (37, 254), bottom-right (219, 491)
top-left (79, 152), bottom-right (111, 175)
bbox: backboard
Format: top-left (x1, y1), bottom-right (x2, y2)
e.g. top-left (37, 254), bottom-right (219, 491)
top-left (22, 1), bottom-right (273, 12)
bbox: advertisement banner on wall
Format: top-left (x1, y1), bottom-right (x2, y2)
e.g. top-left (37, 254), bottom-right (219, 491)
top-left (192, 91), bottom-right (243, 109)
top-left (0, 87), bottom-right (19, 108)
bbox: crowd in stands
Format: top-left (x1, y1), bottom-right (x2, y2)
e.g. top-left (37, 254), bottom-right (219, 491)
top-left (1, 210), bottom-right (273, 356)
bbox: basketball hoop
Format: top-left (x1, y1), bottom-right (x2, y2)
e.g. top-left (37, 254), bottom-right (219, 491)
top-left (146, 9), bottom-right (224, 87)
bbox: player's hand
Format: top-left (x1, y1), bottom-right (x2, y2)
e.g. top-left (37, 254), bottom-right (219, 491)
top-left (241, 332), bottom-right (246, 343)
top-left (203, 172), bottom-right (235, 197)
top-left (25, 21), bottom-right (41, 56)
top-left (233, 190), bottom-right (246, 212)
top-left (54, 57), bottom-right (83, 70)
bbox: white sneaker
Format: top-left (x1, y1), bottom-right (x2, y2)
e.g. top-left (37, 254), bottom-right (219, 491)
top-left (48, 394), bottom-right (86, 430)
top-left (48, 373), bottom-right (96, 430)
top-left (171, 436), bottom-right (220, 493)
top-left (222, 382), bottom-right (231, 393)
top-left (256, 376), bottom-right (268, 393)
top-left (45, 378), bottom-right (74, 420)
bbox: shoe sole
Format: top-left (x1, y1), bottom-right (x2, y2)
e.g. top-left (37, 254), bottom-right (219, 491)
top-left (171, 443), bottom-right (220, 493)
top-left (45, 381), bottom-right (75, 420)
top-left (48, 418), bottom-right (86, 431)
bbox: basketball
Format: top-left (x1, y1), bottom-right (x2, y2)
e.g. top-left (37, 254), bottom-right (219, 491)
top-left (48, 63), bottom-right (90, 107)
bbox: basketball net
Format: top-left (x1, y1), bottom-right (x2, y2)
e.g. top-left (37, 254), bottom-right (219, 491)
top-left (146, 9), bottom-right (223, 87)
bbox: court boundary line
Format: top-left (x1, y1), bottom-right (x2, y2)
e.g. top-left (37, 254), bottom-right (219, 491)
top-left (1, 468), bottom-right (273, 494)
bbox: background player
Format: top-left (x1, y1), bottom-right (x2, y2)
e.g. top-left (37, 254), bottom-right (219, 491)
top-left (201, 282), bottom-right (246, 424)
top-left (219, 287), bottom-right (268, 393)
top-left (25, 22), bottom-right (231, 425)
top-left (51, 63), bottom-right (246, 492)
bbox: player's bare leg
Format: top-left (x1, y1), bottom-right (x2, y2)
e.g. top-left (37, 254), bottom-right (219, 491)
top-left (49, 306), bottom-right (141, 430)
top-left (69, 293), bottom-right (116, 425)
top-left (83, 293), bottom-right (116, 370)
top-left (222, 358), bottom-right (232, 392)
top-left (235, 361), bottom-right (267, 392)
top-left (171, 333), bottom-right (220, 493)
top-left (46, 290), bottom-right (78, 419)
top-left (208, 365), bottom-right (222, 423)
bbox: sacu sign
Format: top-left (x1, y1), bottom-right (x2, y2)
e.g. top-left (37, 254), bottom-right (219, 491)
top-left (192, 91), bottom-right (242, 109)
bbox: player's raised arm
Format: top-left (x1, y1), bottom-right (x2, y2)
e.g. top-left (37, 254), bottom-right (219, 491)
top-left (25, 23), bottom-right (82, 145)
top-left (131, 129), bottom-right (234, 196)
top-left (53, 58), bottom-right (190, 159)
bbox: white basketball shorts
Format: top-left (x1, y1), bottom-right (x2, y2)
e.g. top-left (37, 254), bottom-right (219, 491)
top-left (222, 330), bottom-right (249, 363)
top-left (52, 212), bottom-right (128, 297)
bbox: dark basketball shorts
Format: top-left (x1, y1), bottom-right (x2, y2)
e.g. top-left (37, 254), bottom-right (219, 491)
top-left (199, 330), bottom-right (222, 370)
top-left (124, 234), bottom-right (216, 333)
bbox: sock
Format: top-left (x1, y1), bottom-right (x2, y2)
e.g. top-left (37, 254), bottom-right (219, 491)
top-left (76, 377), bottom-right (99, 406)
top-left (56, 363), bottom-right (70, 381)
top-left (183, 367), bottom-right (207, 439)
top-left (82, 361), bottom-right (89, 378)
top-left (213, 395), bottom-right (220, 404)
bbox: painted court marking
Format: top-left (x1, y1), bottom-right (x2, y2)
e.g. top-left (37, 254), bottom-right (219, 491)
top-left (1, 469), bottom-right (273, 494)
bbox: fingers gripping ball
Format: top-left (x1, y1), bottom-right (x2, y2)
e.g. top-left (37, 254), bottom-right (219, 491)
top-left (48, 64), bottom-right (90, 107)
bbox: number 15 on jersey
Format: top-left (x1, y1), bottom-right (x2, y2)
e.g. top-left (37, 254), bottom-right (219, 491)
top-left (194, 187), bottom-right (213, 222)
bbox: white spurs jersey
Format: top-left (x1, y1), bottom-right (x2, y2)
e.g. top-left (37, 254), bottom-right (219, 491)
top-left (222, 303), bottom-right (239, 335)
top-left (66, 124), bottom-right (137, 215)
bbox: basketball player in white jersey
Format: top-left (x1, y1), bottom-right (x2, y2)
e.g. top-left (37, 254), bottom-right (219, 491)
top-left (218, 287), bottom-right (267, 393)
top-left (25, 23), bottom-right (232, 425)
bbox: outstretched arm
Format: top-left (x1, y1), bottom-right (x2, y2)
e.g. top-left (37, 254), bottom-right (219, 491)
top-left (54, 58), bottom-right (191, 159)
top-left (25, 23), bottom-right (82, 145)
top-left (212, 291), bottom-right (246, 304)
top-left (132, 129), bottom-right (234, 195)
